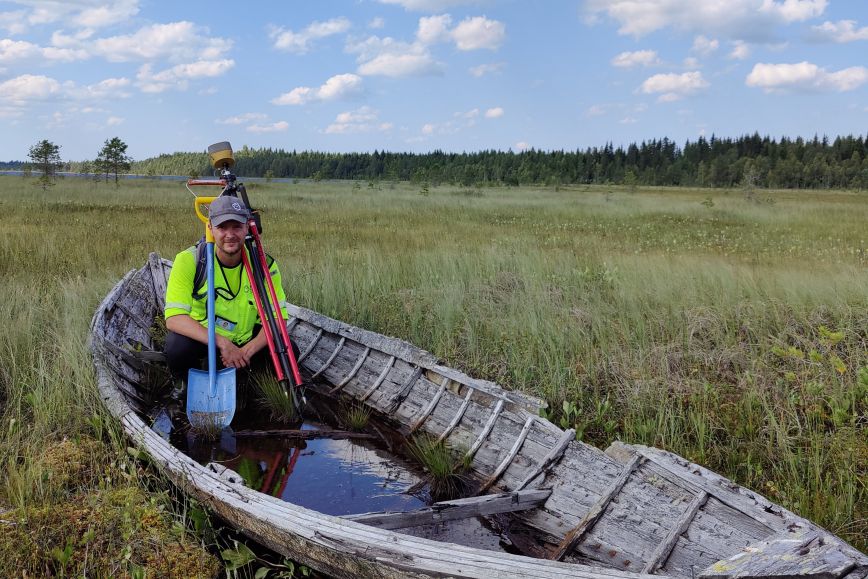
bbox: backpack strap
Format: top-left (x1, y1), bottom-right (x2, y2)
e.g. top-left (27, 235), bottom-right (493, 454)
top-left (192, 236), bottom-right (208, 300)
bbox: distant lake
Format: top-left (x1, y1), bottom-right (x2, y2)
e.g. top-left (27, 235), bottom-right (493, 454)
top-left (0, 171), bottom-right (309, 184)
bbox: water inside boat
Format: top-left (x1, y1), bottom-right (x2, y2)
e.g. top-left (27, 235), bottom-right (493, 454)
top-left (151, 393), bottom-right (518, 553)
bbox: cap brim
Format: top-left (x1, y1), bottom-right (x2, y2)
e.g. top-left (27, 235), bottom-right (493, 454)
top-left (211, 214), bottom-right (248, 226)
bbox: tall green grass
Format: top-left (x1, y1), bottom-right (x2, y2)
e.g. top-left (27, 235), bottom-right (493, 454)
top-left (0, 176), bottom-right (865, 565)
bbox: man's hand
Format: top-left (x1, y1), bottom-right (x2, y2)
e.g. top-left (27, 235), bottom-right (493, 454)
top-left (217, 335), bottom-right (249, 369)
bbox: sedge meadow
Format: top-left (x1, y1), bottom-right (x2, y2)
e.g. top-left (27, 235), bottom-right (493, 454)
top-left (0, 176), bottom-right (865, 575)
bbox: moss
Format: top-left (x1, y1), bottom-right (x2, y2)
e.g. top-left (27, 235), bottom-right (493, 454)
top-left (38, 436), bottom-right (103, 493)
top-left (0, 485), bottom-right (220, 578)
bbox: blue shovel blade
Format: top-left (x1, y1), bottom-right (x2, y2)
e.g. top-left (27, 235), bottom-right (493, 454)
top-left (186, 367), bottom-right (237, 429)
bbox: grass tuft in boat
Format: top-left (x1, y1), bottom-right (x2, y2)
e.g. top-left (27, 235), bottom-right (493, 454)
top-left (406, 435), bottom-right (468, 500)
top-left (251, 372), bottom-right (296, 423)
top-left (339, 401), bottom-right (371, 431)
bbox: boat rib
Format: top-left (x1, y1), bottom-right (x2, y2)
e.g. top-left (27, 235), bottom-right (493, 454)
top-left (330, 347), bottom-right (370, 394)
top-left (311, 336), bottom-right (345, 380)
top-left (409, 375), bottom-right (449, 434)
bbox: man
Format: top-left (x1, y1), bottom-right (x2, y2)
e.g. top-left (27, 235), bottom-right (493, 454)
top-left (163, 195), bottom-right (290, 381)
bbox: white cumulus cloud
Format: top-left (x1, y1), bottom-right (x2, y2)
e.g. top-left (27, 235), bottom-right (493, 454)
top-left (136, 59), bottom-right (235, 93)
top-left (641, 71), bottom-right (709, 101)
top-left (810, 20), bottom-right (868, 43)
top-left (0, 38), bottom-right (88, 63)
top-left (360, 51), bottom-right (442, 76)
top-left (451, 16), bottom-right (505, 50)
top-left (0, 11), bottom-right (28, 35)
top-left (746, 61), bottom-right (868, 92)
top-left (352, 14), bottom-right (503, 78)
top-left (82, 77), bottom-right (131, 99)
top-left (417, 14), bottom-right (453, 44)
top-left (0, 74), bottom-right (63, 105)
top-left (348, 36), bottom-right (442, 76)
top-left (469, 62), bottom-right (504, 77)
top-left (270, 17), bottom-right (351, 54)
top-left (325, 106), bottom-right (392, 134)
top-left (272, 73), bottom-right (363, 105)
top-left (611, 50), bottom-right (660, 68)
top-left (91, 21), bottom-right (232, 63)
top-left (217, 113), bottom-right (268, 125)
top-left (74, 0), bottom-right (140, 29)
top-left (417, 14), bottom-right (504, 50)
top-left (377, 0), bottom-right (482, 10)
top-left (585, 0), bottom-right (827, 41)
top-left (248, 121), bottom-right (289, 133)
top-left (1, 0), bottom-right (139, 33)
top-left (484, 107), bottom-right (504, 118)
top-left (691, 35), bottom-right (719, 55)
top-left (729, 40), bottom-right (751, 59)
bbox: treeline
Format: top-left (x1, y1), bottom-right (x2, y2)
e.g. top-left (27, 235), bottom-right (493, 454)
top-left (128, 134), bottom-right (868, 189)
top-left (7, 133), bottom-right (866, 189)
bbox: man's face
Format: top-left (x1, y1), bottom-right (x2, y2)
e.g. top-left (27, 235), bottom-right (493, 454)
top-left (211, 220), bottom-right (248, 255)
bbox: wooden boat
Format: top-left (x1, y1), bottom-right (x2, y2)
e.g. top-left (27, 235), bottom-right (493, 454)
top-left (90, 254), bottom-right (867, 579)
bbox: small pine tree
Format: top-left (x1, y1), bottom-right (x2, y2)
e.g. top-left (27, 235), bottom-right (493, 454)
top-left (27, 139), bottom-right (62, 190)
top-left (96, 137), bottom-right (132, 185)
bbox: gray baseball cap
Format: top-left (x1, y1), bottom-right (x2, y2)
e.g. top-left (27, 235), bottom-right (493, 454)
top-left (209, 195), bottom-right (249, 226)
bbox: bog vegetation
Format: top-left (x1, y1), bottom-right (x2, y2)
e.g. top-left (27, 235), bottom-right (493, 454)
top-left (0, 176), bottom-right (865, 575)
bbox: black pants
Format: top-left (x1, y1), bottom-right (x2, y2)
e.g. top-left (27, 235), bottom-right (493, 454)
top-left (164, 329), bottom-right (300, 381)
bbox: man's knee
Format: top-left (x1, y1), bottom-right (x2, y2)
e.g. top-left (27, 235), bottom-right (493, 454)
top-left (164, 331), bottom-right (206, 378)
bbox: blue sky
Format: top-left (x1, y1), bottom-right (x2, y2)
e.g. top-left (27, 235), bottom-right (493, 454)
top-left (1, 0), bottom-right (866, 161)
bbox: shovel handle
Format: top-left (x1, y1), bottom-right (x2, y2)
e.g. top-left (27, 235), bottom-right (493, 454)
top-left (194, 196), bottom-right (217, 242)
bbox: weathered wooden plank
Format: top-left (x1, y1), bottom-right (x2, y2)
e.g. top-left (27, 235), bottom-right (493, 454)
top-left (297, 328), bottom-right (323, 363)
top-left (409, 375), bottom-right (449, 434)
top-left (699, 532), bottom-right (861, 579)
top-left (439, 388), bottom-right (473, 442)
top-left (312, 337), bottom-right (346, 380)
top-left (570, 459), bottom-right (705, 573)
top-left (465, 399), bottom-right (504, 461)
top-left (643, 491), bottom-right (709, 574)
top-left (112, 300), bottom-right (155, 335)
top-left (148, 252), bottom-right (168, 310)
top-left (360, 355), bottom-right (395, 402)
top-left (285, 316), bottom-right (299, 335)
top-left (101, 331), bottom-right (147, 371)
top-left (610, 443), bottom-right (789, 534)
top-left (343, 489), bottom-right (552, 530)
top-left (386, 365), bottom-right (424, 414)
top-left (516, 427), bottom-right (575, 490)
top-left (551, 453), bottom-right (643, 561)
top-left (330, 346), bottom-right (370, 394)
top-left (479, 415), bottom-right (535, 493)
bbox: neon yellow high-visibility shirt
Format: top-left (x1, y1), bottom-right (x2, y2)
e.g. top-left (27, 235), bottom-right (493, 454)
top-left (164, 245), bottom-right (289, 345)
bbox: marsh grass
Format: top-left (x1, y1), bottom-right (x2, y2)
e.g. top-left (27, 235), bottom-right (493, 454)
top-left (0, 175), bottom-right (865, 566)
top-left (406, 435), bottom-right (469, 500)
top-left (339, 400), bottom-right (371, 431)
top-left (251, 372), bottom-right (296, 423)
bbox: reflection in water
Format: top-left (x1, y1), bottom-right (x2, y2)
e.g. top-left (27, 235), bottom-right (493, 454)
top-left (173, 418), bottom-right (427, 516)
